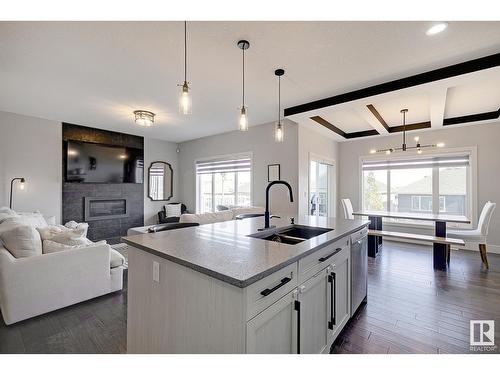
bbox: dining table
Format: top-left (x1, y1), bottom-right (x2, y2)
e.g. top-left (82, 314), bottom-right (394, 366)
top-left (352, 210), bottom-right (471, 271)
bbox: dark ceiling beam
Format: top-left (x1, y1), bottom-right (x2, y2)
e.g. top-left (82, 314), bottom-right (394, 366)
top-left (284, 52), bottom-right (500, 117)
top-left (345, 129), bottom-right (380, 139)
top-left (366, 104), bottom-right (390, 132)
top-left (443, 108), bottom-right (500, 126)
top-left (389, 121), bottom-right (432, 132)
top-left (310, 116), bottom-right (380, 139)
top-left (310, 116), bottom-right (347, 138)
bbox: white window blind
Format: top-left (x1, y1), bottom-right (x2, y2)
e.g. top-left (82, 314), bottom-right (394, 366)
top-left (362, 155), bottom-right (470, 171)
top-left (196, 157), bottom-right (252, 174)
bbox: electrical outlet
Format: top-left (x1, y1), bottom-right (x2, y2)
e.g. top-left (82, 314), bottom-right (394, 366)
top-left (153, 261), bottom-right (160, 283)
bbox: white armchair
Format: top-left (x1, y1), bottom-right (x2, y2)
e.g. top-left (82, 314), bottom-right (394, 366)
top-left (0, 244), bottom-right (124, 325)
top-left (447, 201), bottom-right (496, 269)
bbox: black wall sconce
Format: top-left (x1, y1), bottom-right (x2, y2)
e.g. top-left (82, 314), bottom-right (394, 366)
top-left (10, 177), bottom-right (26, 209)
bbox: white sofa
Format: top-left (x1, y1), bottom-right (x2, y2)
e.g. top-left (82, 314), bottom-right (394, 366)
top-left (0, 208), bottom-right (124, 325)
top-left (0, 243), bottom-right (123, 325)
top-left (127, 206), bottom-right (265, 235)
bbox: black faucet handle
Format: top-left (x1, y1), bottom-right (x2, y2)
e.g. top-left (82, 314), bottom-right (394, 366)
top-left (290, 217), bottom-right (295, 225)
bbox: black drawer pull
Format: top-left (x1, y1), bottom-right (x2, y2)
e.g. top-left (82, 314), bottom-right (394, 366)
top-left (328, 272), bottom-right (336, 329)
top-left (294, 300), bottom-right (301, 354)
top-left (260, 277), bottom-right (292, 296)
top-left (319, 248), bottom-right (342, 262)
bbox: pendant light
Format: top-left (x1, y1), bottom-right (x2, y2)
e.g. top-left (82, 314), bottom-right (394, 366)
top-left (370, 109), bottom-right (445, 154)
top-left (274, 68), bottom-right (285, 143)
top-left (178, 21), bottom-right (192, 114)
top-left (237, 40), bottom-right (250, 131)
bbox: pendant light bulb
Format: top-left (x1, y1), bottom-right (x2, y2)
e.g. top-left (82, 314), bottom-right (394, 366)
top-left (274, 68), bottom-right (285, 143)
top-left (275, 122), bottom-right (284, 143)
top-left (179, 81), bottom-right (192, 115)
top-left (237, 40), bottom-right (250, 131)
top-left (179, 21), bottom-right (192, 115)
top-left (239, 106), bottom-right (248, 131)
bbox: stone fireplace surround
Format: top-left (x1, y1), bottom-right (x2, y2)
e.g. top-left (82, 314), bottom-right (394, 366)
top-left (62, 123), bottom-right (144, 243)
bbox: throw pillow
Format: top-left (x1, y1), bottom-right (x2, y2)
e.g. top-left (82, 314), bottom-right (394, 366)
top-left (64, 221), bottom-right (89, 237)
top-left (0, 223), bottom-right (42, 258)
top-left (37, 224), bottom-right (91, 246)
top-left (42, 239), bottom-right (107, 254)
top-left (6, 213), bottom-right (48, 228)
top-left (165, 203), bottom-right (182, 218)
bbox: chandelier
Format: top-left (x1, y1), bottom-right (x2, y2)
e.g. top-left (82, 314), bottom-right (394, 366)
top-left (370, 109), bottom-right (444, 155)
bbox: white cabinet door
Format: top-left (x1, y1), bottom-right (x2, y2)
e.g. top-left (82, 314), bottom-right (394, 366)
top-left (327, 252), bottom-right (350, 345)
top-left (246, 289), bottom-right (299, 354)
top-left (297, 267), bottom-right (330, 354)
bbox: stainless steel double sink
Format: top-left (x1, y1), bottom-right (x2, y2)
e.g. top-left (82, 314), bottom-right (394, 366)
top-left (248, 225), bottom-right (333, 245)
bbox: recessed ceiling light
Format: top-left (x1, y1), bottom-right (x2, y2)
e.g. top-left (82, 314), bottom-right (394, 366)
top-left (426, 22), bottom-right (448, 36)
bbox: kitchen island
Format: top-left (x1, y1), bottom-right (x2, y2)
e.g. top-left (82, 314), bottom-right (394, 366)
top-left (122, 215), bottom-right (369, 354)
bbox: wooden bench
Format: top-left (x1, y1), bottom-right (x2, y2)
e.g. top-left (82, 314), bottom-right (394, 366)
top-left (368, 230), bottom-right (465, 246)
top-left (368, 229), bottom-right (465, 265)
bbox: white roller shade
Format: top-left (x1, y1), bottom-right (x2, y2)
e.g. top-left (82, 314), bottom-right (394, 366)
top-left (196, 157), bottom-right (251, 174)
top-left (362, 155), bottom-right (470, 171)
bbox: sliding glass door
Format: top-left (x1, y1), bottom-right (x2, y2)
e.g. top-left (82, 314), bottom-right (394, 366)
top-left (309, 158), bottom-right (334, 217)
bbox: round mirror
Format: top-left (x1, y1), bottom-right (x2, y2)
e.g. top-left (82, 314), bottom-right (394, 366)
top-left (148, 161), bottom-right (173, 201)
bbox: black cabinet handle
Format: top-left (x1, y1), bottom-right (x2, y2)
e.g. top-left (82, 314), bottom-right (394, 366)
top-left (294, 300), bottom-right (301, 354)
top-left (260, 277), bottom-right (292, 296)
top-left (319, 248), bottom-right (342, 262)
top-left (328, 272), bottom-right (336, 329)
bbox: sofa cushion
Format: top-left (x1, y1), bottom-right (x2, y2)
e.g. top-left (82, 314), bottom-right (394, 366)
top-left (180, 210), bottom-right (233, 225)
top-left (231, 206), bottom-right (265, 217)
top-left (0, 223), bottom-right (42, 258)
top-left (110, 248), bottom-right (125, 268)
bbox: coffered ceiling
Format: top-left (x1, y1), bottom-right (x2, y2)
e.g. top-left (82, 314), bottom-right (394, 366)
top-left (286, 54), bottom-right (500, 141)
top-left (1, 21), bottom-right (500, 142)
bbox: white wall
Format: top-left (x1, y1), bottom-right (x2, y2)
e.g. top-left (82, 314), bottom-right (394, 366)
top-left (143, 138), bottom-right (179, 225)
top-left (338, 121), bottom-right (500, 250)
top-left (0, 111), bottom-right (62, 222)
top-left (297, 124), bottom-right (339, 217)
top-left (178, 120), bottom-right (299, 215)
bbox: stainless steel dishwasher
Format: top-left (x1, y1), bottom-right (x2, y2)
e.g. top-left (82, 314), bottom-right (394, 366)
top-left (350, 227), bottom-right (368, 315)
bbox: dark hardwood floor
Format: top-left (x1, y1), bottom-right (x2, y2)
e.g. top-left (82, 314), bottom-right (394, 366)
top-left (0, 273), bottom-right (128, 353)
top-left (1, 242), bottom-right (499, 354)
top-left (332, 242), bottom-right (500, 354)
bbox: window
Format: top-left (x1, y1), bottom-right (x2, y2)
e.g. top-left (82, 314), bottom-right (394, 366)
top-left (411, 196), bottom-right (433, 212)
top-left (362, 154), bottom-right (471, 218)
top-left (196, 154), bottom-right (252, 213)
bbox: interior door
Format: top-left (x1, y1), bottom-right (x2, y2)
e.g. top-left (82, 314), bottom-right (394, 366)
top-left (246, 289), bottom-right (299, 354)
top-left (297, 268), bottom-right (330, 354)
top-left (309, 158), bottom-right (334, 217)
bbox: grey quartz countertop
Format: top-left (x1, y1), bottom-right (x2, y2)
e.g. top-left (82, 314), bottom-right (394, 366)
top-left (122, 215), bottom-right (369, 288)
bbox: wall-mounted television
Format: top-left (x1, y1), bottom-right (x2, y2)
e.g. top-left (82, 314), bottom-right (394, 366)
top-left (65, 140), bottom-right (144, 183)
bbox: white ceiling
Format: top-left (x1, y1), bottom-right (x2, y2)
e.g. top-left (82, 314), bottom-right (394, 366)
top-left (1, 21), bottom-right (500, 143)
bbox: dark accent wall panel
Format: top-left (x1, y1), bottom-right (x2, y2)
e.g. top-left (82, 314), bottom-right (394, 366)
top-left (62, 123), bottom-right (144, 243)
